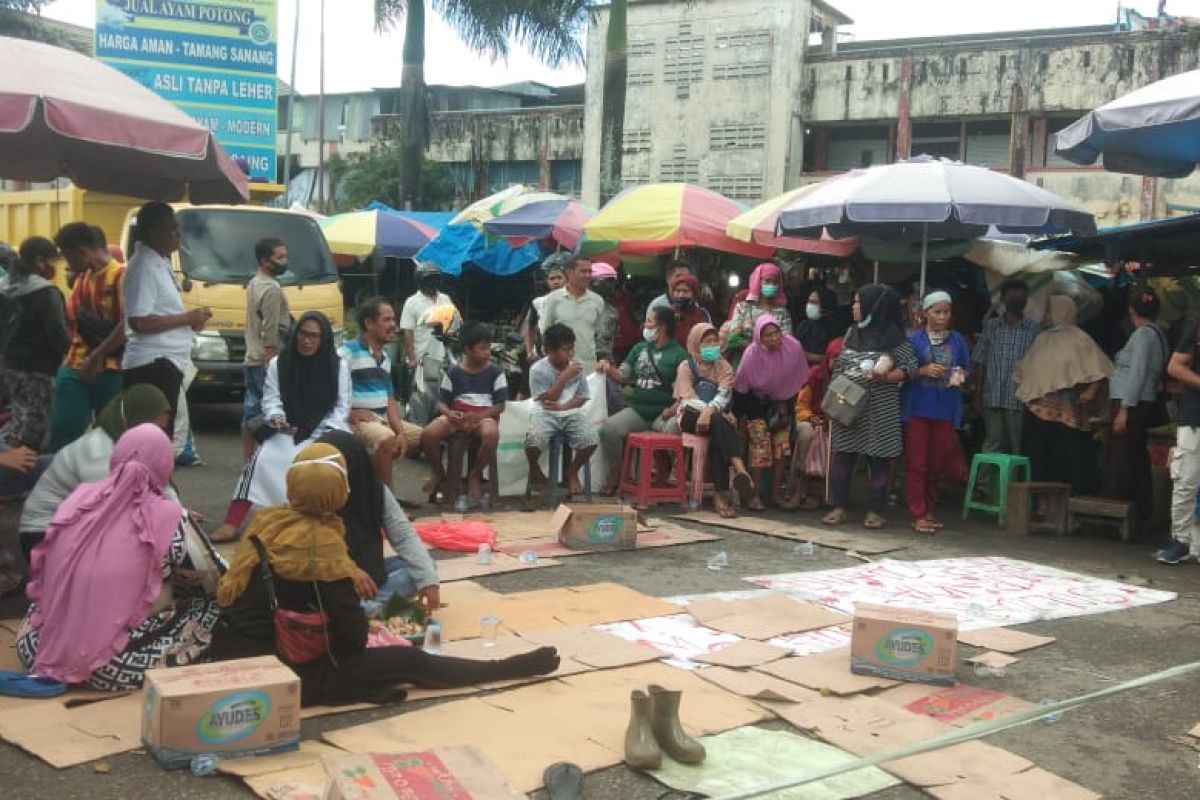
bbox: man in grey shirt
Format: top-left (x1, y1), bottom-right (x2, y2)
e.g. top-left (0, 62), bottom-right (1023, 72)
top-left (241, 237), bottom-right (291, 460)
top-left (539, 256), bottom-right (605, 372)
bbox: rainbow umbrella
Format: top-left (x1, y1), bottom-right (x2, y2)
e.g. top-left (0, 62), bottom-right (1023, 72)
top-left (727, 185), bottom-right (859, 256)
top-left (481, 197), bottom-right (594, 249)
top-left (582, 183), bottom-right (773, 258)
top-left (319, 210), bottom-right (436, 258)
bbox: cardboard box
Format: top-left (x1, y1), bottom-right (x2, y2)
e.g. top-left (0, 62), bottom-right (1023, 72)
top-left (552, 503), bottom-right (638, 551)
top-left (324, 747), bottom-right (525, 800)
top-left (142, 656), bottom-right (301, 768)
top-left (850, 603), bottom-right (958, 686)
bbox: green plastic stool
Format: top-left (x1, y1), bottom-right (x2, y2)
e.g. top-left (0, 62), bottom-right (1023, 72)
top-left (962, 453), bottom-right (1032, 526)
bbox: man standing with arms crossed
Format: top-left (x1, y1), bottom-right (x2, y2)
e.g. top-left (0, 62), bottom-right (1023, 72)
top-left (241, 237), bottom-right (291, 461)
top-left (122, 201), bottom-right (211, 432)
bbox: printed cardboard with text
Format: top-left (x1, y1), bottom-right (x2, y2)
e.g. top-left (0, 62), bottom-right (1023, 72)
top-left (142, 656), bottom-right (301, 768)
top-left (850, 603), bottom-right (958, 686)
top-left (553, 503), bottom-right (638, 550)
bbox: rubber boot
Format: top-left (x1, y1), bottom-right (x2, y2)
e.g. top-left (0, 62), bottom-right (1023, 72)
top-left (648, 684), bottom-right (706, 764)
top-left (624, 689), bottom-right (662, 770)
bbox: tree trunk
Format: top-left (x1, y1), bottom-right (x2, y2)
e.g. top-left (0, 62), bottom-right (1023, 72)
top-left (598, 0), bottom-right (627, 205)
top-left (399, 0), bottom-right (430, 209)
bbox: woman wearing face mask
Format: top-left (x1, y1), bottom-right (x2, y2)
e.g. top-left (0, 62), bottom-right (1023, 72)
top-left (674, 323), bottom-right (753, 517)
top-left (522, 260), bottom-right (568, 365)
top-left (733, 316), bottom-right (810, 510)
top-left (591, 262), bottom-right (625, 414)
top-left (669, 272), bottom-right (709, 348)
top-left (824, 285), bottom-right (918, 529)
top-left (795, 285), bottom-right (840, 366)
top-left (597, 307), bottom-right (687, 495)
top-left (902, 291), bottom-right (971, 534)
top-left (724, 263), bottom-right (792, 366)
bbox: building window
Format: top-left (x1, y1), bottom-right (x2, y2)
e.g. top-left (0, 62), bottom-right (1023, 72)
top-left (709, 123), bottom-right (766, 150)
top-left (713, 62), bottom-right (771, 80)
top-left (627, 69), bottom-right (655, 87)
top-left (714, 30), bottom-right (771, 49)
top-left (629, 40), bottom-right (657, 58)
top-left (622, 128), bottom-right (652, 153)
top-left (911, 121), bottom-right (961, 160)
top-left (706, 174), bottom-right (764, 202)
top-left (621, 173), bottom-right (650, 188)
top-left (964, 119), bottom-right (1011, 169)
top-left (812, 124), bottom-right (892, 172)
top-left (660, 146), bottom-right (700, 182)
top-left (664, 23), bottom-right (706, 99)
top-left (551, 160), bottom-right (582, 195)
top-left (1044, 115), bottom-right (1085, 167)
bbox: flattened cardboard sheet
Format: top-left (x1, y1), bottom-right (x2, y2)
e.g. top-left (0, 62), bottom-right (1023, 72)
top-left (435, 551), bottom-right (561, 582)
top-left (519, 626), bottom-right (665, 669)
top-left (671, 512), bottom-right (904, 554)
top-left (957, 628), bottom-right (1056, 654)
top-left (758, 649), bottom-right (899, 696)
top-left (691, 639), bottom-right (792, 668)
top-left (966, 652), bottom-right (1019, 670)
top-left (694, 666), bottom-right (819, 703)
top-left (0, 691), bottom-right (143, 768)
top-left (496, 521), bottom-right (718, 558)
top-left (220, 741), bottom-right (346, 778)
top-left (687, 594), bottom-right (851, 639)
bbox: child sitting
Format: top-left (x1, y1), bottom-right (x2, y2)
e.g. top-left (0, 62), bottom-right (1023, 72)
top-left (525, 324), bottom-right (598, 497)
top-left (420, 322), bottom-right (508, 509)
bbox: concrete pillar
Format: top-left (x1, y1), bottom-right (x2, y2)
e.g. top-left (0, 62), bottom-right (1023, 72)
top-left (895, 55), bottom-right (913, 159)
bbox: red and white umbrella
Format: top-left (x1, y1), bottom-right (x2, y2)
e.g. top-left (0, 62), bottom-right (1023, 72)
top-left (0, 36), bottom-right (248, 203)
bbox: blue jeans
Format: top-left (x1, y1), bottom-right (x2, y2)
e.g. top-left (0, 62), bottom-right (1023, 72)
top-left (242, 364), bottom-right (267, 427)
top-left (360, 557), bottom-right (419, 616)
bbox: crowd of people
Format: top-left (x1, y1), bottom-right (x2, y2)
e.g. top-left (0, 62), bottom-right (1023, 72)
top-left (1, 203), bottom-right (1197, 703)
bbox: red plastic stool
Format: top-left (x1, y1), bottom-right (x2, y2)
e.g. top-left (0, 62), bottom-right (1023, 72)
top-left (619, 432), bottom-right (688, 510)
top-left (681, 433), bottom-right (712, 510)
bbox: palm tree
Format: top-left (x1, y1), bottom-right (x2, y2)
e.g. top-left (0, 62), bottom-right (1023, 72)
top-left (597, 0), bottom-right (626, 205)
top-left (374, 0), bottom-right (588, 208)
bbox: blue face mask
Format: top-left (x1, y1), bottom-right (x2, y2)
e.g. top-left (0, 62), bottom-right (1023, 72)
top-left (699, 345), bottom-right (721, 363)
top-left (857, 314), bottom-right (873, 329)
top-left (760, 284), bottom-right (779, 299)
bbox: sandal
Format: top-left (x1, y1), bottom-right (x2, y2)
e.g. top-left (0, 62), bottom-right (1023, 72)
top-left (731, 471), bottom-right (755, 506)
top-left (863, 512), bottom-right (886, 530)
top-left (911, 518), bottom-right (938, 535)
top-left (822, 508), bottom-right (847, 526)
top-left (0, 670), bottom-right (67, 699)
top-left (803, 495), bottom-right (823, 511)
top-left (713, 497), bottom-right (737, 519)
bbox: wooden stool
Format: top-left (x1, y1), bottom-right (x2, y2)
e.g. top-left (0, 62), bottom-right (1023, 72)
top-left (1068, 495), bottom-right (1136, 542)
top-left (1006, 482), bottom-right (1071, 536)
top-left (442, 432), bottom-right (499, 510)
top-left (619, 432), bottom-right (687, 510)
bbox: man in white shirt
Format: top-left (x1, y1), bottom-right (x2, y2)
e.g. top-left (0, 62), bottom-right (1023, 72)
top-left (121, 202), bottom-right (211, 431)
top-left (400, 262), bottom-right (455, 425)
top-left (539, 256), bottom-right (605, 373)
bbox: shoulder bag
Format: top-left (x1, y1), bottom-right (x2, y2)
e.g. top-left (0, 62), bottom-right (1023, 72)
top-left (821, 373), bottom-right (868, 427)
top-left (250, 536), bottom-right (332, 666)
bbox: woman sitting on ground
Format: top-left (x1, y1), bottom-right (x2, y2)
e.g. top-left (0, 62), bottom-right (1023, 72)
top-left (18, 384), bottom-right (172, 561)
top-left (17, 424), bottom-right (224, 691)
top-left (319, 430), bottom-right (440, 616)
top-left (902, 291), bottom-right (971, 535)
top-left (212, 311), bottom-right (350, 541)
top-left (674, 322), bottom-right (754, 518)
top-left (1014, 295), bottom-right (1112, 495)
top-left (208, 444), bottom-right (560, 706)
top-left (824, 284), bottom-right (918, 529)
top-left (597, 307), bottom-right (687, 494)
top-left (732, 316), bottom-right (810, 510)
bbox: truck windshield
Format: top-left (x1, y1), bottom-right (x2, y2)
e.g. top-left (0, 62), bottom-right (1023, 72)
top-left (177, 209), bottom-right (336, 286)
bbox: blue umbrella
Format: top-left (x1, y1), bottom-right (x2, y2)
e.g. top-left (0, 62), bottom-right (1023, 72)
top-left (1055, 69), bottom-right (1200, 178)
top-left (481, 197), bottom-right (594, 249)
top-left (415, 222), bottom-right (545, 277)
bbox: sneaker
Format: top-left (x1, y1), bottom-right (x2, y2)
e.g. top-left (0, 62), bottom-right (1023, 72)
top-left (1156, 540), bottom-right (1195, 565)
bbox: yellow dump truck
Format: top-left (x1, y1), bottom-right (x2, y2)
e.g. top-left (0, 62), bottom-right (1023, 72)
top-left (121, 204), bottom-right (344, 398)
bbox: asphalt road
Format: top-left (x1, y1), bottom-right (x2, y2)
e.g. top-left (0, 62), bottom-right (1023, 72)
top-left (3, 401), bottom-right (1199, 799)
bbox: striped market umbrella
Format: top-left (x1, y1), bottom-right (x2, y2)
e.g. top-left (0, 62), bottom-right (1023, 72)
top-left (582, 183), bottom-right (773, 258)
top-left (319, 210), bottom-right (437, 258)
top-left (727, 185), bottom-right (859, 256)
top-left (481, 197), bottom-right (594, 249)
top-left (450, 186), bottom-right (565, 227)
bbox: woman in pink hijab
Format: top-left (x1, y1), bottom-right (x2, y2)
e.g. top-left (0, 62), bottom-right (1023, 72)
top-left (17, 424), bottom-right (224, 690)
top-left (724, 263), bottom-right (794, 366)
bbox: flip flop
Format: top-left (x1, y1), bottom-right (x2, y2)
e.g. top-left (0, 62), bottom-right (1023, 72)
top-left (0, 670), bottom-right (67, 698)
top-left (731, 471), bottom-right (755, 506)
top-left (543, 761), bottom-right (584, 800)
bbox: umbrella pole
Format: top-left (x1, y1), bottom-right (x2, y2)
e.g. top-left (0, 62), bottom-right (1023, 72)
top-left (919, 222), bottom-right (928, 297)
top-left (873, 260), bottom-right (879, 282)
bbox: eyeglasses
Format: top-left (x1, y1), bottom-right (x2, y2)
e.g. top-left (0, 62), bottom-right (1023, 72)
top-left (295, 329), bottom-right (322, 342)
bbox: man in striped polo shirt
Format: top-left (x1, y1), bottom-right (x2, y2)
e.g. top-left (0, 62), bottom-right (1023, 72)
top-left (338, 296), bottom-right (422, 483)
top-left (49, 223), bottom-right (127, 451)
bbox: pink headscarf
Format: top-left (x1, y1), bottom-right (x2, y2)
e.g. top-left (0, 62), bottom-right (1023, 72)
top-left (734, 315), bottom-right (810, 401)
top-left (27, 424), bottom-right (181, 684)
top-left (747, 262), bottom-right (787, 306)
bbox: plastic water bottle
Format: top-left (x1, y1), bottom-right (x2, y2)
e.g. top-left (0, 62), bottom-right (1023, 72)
top-left (519, 550), bottom-right (538, 565)
top-left (706, 551), bottom-right (728, 571)
top-left (190, 754), bottom-right (219, 776)
top-left (794, 541), bottom-right (816, 557)
top-left (1040, 698), bottom-right (1062, 724)
top-left (476, 543), bottom-right (492, 565)
top-left (423, 621), bottom-right (442, 655)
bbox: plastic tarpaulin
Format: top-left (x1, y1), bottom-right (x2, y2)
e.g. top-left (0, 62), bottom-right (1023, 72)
top-left (415, 222), bottom-right (546, 277)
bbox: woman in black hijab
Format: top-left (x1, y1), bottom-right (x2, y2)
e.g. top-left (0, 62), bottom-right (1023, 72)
top-left (794, 283), bottom-right (842, 365)
top-left (319, 430), bottom-right (440, 613)
top-left (211, 311), bottom-right (352, 541)
top-left (822, 284), bottom-right (917, 530)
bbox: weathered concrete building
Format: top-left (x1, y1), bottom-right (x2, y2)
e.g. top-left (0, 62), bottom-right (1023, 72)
top-left (581, 0), bottom-right (849, 204)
